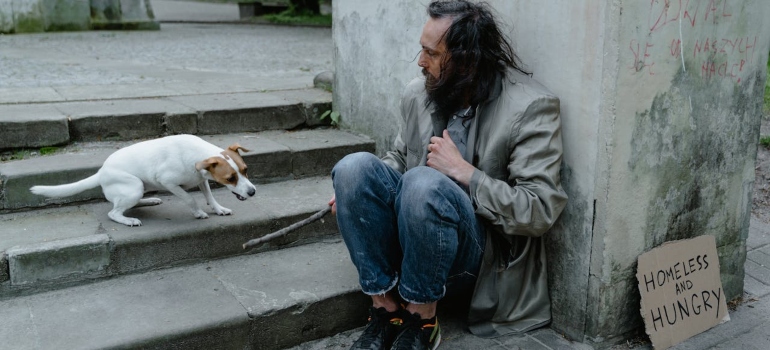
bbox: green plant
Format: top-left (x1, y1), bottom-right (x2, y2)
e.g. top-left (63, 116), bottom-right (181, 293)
top-left (320, 109), bottom-right (340, 126)
top-left (40, 146), bottom-right (58, 155)
top-left (261, 1), bottom-right (331, 26)
top-left (761, 135), bottom-right (770, 148)
top-left (765, 53), bottom-right (770, 114)
top-left (0, 146), bottom-right (60, 162)
top-left (1, 149), bottom-right (33, 162)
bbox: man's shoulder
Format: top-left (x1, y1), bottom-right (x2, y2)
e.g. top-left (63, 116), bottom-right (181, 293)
top-left (403, 76), bottom-right (426, 97)
top-left (504, 69), bottom-right (557, 100)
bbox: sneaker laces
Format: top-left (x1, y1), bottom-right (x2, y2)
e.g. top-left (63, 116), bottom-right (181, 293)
top-left (392, 312), bottom-right (441, 350)
top-left (351, 307), bottom-right (404, 349)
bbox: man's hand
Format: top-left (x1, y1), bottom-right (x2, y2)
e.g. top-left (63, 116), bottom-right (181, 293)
top-left (427, 130), bottom-right (475, 186)
top-left (328, 195), bottom-right (337, 215)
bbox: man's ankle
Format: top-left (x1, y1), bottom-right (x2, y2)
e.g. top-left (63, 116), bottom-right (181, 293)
top-left (405, 302), bottom-right (437, 319)
top-left (371, 293), bottom-right (401, 313)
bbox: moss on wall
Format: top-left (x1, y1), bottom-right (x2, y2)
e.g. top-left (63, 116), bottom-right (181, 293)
top-left (44, 0), bottom-right (90, 32)
top-left (630, 67), bottom-right (763, 254)
top-left (0, 0), bottom-right (158, 33)
top-left (14, 13), bottom-right (45, 33)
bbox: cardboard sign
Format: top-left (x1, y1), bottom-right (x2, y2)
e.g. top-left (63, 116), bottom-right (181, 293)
top-left (636, 235), bottom-right (730, 349)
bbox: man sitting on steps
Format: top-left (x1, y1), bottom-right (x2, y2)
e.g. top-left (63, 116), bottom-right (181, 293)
top-left (329, 1), bottom-right (568, 349)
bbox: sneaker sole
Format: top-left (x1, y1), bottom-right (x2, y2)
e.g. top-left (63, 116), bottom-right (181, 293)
top-left (431, 332), bottom-right (442, 350)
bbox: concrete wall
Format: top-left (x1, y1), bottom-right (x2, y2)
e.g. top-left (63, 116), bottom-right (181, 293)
top-left (590, 0), bottom-right (770, 344)
top-left (333, 0), bottom-right (770, 346)
top-left (332, 0), bottom-right (425, 153)
top-left (0, 0), bottom-right (157, 33)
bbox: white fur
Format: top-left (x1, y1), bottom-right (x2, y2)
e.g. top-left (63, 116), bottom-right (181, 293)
top-left (30, 135), bottom-right (257, 227)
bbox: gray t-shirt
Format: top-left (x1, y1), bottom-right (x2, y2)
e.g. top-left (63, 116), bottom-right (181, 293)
top-left (447, 105), bottom-right (474, 163)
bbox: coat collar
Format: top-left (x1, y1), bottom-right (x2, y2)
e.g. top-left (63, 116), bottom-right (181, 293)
top-left (429, 71), bottom-right (506, 138)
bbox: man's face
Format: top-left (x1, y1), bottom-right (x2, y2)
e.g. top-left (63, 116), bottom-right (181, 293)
top-left (418, 17), bottom-right (452, 80)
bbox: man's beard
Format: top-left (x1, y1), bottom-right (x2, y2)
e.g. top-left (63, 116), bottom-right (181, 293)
top-left (423, 68), bottom-right (466, 120)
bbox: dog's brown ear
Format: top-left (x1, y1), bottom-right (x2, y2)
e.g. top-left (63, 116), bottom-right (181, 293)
top-left (228, 143), bottom-right (250, 154)
top-left (195, 158), bottom-right (220, 171)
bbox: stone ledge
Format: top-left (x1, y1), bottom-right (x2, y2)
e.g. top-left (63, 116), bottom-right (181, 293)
top-left (7, 234), bottom-right (110, 286)
top-left (0, 239), bottom-right (367, 350)
top-left (0, 88), bottom-right (334, 151)
top-left (0, 176), bottom-right (344, 298)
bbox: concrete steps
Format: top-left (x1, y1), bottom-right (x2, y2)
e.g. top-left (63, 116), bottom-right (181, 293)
top-left (0, 85), bottom-right (378, 348)
top-left (0, 88), bottom-right (332, 150)
top-left (0, 239), bottom-right (370, 350)
top-left (1, 176), bottom-right (345, 297)
top-left (0, 129), bottom-right (373, 210)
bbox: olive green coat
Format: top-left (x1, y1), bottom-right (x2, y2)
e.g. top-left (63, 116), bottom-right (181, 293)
top-left (382, 69), bottom-right (568, 337)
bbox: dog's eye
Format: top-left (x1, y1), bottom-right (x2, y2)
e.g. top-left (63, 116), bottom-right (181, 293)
top-left (228, 175), bottom-right (237, 183)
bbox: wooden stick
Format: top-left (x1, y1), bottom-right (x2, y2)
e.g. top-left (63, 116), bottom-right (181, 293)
top-left (242, 206), bottom-right (332, 250)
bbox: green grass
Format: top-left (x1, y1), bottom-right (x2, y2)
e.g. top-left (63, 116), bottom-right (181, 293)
top-left (759, 53), bottom-right (770, 148)
top-left (761, 136), bottom-right (770, 148)
top-left (756, 53), bottom-right (769, 148)
top-left (0, 147), bottom-right (59, 162)
top-left (40, 147), bottom-right (59, 155)
top-left (261, 11), bottom-right (331, 26)
top-left (258, 1), bottom-right (331, 26)
top-left (187, 0), bottom-right (331, 26)
top-left (765, 55), bottom-right (770, 115)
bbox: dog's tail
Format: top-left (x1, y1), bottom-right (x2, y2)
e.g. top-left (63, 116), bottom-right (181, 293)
top-left (30, 173), bottom-right (101, 198)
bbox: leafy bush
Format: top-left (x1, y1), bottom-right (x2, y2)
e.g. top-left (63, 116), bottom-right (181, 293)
top-left (262, 5), bottom-right (331, 26)
top-left (761, 136), bottom-right (770, 148)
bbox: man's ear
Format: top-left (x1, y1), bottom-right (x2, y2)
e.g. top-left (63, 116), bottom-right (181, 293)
top-left (228, 143), bottom-right (250, 155)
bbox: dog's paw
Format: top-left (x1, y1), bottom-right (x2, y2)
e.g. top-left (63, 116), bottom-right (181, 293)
top-left (214, 206), bottom-right (233, 216)
top-left (193, 210), bottom-right (209, 219)
top-left (123, 218), bottom-right (142, 227)
top-left (109, 212), bottom-right (142, 227)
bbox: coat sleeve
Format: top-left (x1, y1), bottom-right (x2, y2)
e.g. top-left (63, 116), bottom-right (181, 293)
top-left (469, 96), bottom-right (568, 237)
top-left (381, 128), bottom-right (407, 173)
top-left (381, 80), bottom-right (420, 174)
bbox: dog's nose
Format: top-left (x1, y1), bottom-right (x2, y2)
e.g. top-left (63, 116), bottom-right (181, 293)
top-left (248, 187), bottom-right (256, 197)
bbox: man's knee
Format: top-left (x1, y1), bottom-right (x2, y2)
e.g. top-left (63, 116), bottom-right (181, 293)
top-left (332, 152), bottom-right (379, 179)
top-left (400, 167), bottom-right (449, 197)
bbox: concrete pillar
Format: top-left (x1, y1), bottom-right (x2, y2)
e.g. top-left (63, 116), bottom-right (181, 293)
top-left (0, 0), bottom-right (16, 33)
top-left (332, 0), bottom-right (770, 346)
top-left (90, 0), bottom-right (159, 30)
top-left (6, 0), bottom-right (45, 33)
top-left (1, 0), bottom-right (91, 33)
top-left (42, 0), bottom-right (90, 31)
top-left (0, 0), bottom-right (157, 33)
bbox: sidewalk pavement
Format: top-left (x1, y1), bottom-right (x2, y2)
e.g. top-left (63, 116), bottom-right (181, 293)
top-left (2, 1), bottom-right (769, 349)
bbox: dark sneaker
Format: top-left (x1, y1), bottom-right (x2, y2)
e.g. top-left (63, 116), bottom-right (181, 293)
top-left (350, 307), bottom-right (406, 350)
top-left (390, 312), bottom-right (441, 350)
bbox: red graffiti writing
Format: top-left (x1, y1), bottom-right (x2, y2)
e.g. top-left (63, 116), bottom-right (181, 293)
top-left (648, 0), bottom-right (732, 33)
top-left (629, 0), bottom-right (752, 84)
top-left (701, 59), bottom-right (746, 84)
top-left (692, 36), bottom-right (757, 61)
top-left (630, 40), bottom-right (656, 75)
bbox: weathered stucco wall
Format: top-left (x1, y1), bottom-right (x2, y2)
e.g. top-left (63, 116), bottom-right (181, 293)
top-left (333, 0), bottom-right (769, 346)
top-left (589, 0), bottom-right (770, 343)
top-left (332, 0), bottom-right (424, 154)
top-left (499, 1), bottom-right (604, 341)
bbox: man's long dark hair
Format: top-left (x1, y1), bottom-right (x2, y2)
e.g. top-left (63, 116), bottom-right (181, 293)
top-left (424, 0), bottom-right (528, 118)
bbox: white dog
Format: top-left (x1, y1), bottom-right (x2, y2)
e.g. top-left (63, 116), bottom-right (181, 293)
top-left (30, 134), bottom-right (257, 227)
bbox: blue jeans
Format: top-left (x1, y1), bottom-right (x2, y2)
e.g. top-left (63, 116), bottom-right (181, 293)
top-left (331, 152), bottom-right (485, 304)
